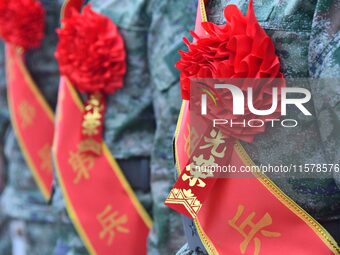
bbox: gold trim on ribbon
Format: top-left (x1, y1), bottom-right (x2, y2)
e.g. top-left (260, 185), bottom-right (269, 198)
top-left (174, 101), bottom-right (186, 176)
top-left (199, 0), bottom-right (208, 23)
top-left (60, 0), bottom-right (70, 21)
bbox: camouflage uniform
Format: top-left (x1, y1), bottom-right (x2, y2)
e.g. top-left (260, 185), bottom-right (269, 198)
top-left (177, 0), bottom-right (340, 254)
top-left (0, 41), bottom-right (11, 255)
top-left (54, 1), bottom-right (197, 254)
top-left (146, 1), bottom-right (197, 254)
top-left (0, 1), bottom-right (69, 255)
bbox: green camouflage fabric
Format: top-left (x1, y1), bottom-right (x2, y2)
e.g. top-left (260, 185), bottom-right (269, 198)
top-left (177, 0), bottom-right (340, 254)
top-left (0, 1), bottom-right (73, 254)
top-left (0, 41), bottom-right (11, 255)
top-left (0, 42), bottom-right (7, 194)
top-left (146, 1), bottom-right (197, 254)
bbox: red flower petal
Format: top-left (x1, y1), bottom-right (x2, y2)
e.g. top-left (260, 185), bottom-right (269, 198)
top-left (55, 5), bottom-right (126, 94)
top-left (176, 1), bottom-right (285, 142)
top-left (0, 0), bottom-right (45, 49)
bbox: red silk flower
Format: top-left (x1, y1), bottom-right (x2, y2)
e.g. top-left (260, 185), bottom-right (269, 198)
top-left (0, 0), bottom-right (45, 49)
top-left (55, 5), bottom-right (126, 94)
top-left (176, 1), bottom-right (285, 142)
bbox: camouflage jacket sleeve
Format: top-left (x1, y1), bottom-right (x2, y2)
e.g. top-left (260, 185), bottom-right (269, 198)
top-left (0, 42), bottom-right (8, 132)
top-left (146, 1), bottom-right (197, 254)
top-left (0, 41), bottom-right (9, 192)
top-left (91, 0), bottom-right (155, 160)
top-left (308, 0), bottom-right (340, 188)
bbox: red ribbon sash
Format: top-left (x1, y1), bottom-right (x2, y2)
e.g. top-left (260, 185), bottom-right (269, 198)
top-left (165, 0), bottom-right (216, 219)
top-left (169, 101), bottom-right (339, 254)
top-left (6, 45), bottom-right (54, 200)
top-left (54, 2), bottom-right (152, 254)
top-left (53, 78), bottom-right (152, 254)
top-left (165, 0), bottom-right (340, 254)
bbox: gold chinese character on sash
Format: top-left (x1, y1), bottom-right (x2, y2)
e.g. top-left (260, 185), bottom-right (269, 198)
top-left (68, 150), bottom-right (94, 184)
top-left (184, 125), bottom-right (200, 157)
top-left (38, 144), bottom-right (52, 173)
top-left (82, 110), bottom-right (101, 135)
top-left (82, 93), bottom-right (103, 136)
top-left (97, 205), bottom-right (129, 245)
top-left (193, 154), bottom-right (216, 169)
top-left (200, 129), bottom-right (226, 158)
top-left (182, 164), bottom-right (206, 188)
top-left (229, 205), bottom-right (281, 255)
top-left (182, 154), bottom-right (216, 187)
top-left (18, 100), bottom-right (36, 128)
top-left (78, 139), bottom-right (102, 155)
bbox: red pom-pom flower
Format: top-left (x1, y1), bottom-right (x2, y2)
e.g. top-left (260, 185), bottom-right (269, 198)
top-left (176, 1), bottom-right (285, 143)
top-left (176, 1), bottom-right (283, 100)
top-left (0, 0), bottom-right (45, 49)
top-left (55, 5), bottom-right (126, 156)
top-left (55, 5), bottom-right (126, 94)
